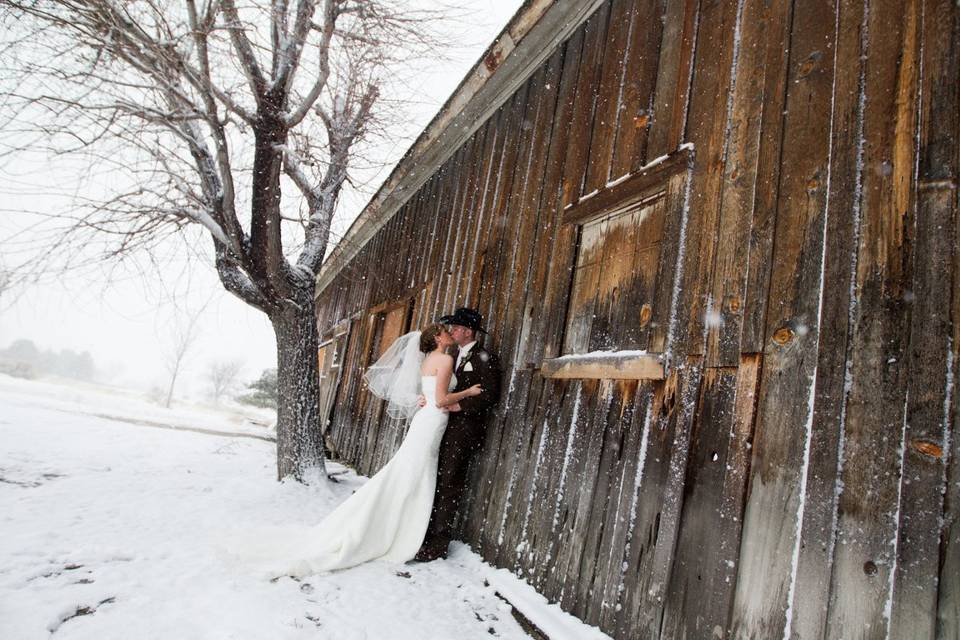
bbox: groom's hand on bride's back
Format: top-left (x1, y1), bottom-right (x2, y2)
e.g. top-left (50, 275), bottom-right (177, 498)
top-left (417, 394), bottom-right (427, 408)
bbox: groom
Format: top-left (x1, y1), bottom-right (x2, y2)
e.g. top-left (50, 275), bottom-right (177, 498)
top-left (415, 307), bottom-right (501, 561)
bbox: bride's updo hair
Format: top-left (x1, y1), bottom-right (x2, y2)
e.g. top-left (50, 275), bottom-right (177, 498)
top-left (419, 323), bottom-right (444, 354)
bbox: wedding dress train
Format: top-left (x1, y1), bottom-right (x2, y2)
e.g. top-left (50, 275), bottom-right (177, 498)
top-left (255, 375), bottom-right (452, 576)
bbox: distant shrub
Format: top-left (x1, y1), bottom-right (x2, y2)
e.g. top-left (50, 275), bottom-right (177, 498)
top-left (237, 368), bottom-right (277, 409)
top-left (0, 359), bottom-right (36, 379)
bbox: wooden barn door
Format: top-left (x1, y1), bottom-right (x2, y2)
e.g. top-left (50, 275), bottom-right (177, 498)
top-left (317, 320), bottom-right (350, 452)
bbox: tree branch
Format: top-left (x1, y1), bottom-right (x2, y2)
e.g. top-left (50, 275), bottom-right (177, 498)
top-left (285, 0), bottom-right (336, 127)
top-left (219, 0), bottom-right (268, 102)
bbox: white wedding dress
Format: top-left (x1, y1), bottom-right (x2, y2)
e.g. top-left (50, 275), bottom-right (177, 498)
top-left (255, 374), bottom-right (453, 576)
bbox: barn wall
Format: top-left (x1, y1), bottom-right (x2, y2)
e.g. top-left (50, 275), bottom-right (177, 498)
top-left (314, 0), bottom-right (959, 638)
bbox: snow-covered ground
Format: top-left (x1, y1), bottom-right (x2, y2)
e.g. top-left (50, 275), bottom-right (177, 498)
top-left (0, 375), bottom-right (610, 640)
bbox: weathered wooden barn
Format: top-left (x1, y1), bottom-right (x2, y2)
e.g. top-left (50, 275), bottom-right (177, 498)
top-left (313, 0), bottom-right (959, 637)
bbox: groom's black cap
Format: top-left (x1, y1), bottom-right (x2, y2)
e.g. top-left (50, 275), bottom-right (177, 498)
top-left (439, 307), bottom-right (487, 333)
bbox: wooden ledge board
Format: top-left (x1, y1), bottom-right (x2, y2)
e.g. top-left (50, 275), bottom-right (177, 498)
top-left (562, 146), bottom-right (691, 226)
top-left (540, 353), bottom-right (664, 380)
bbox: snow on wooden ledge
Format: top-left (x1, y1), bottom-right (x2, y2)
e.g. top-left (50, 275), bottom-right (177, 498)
top-left (540, 350), bottom-right (664, 380)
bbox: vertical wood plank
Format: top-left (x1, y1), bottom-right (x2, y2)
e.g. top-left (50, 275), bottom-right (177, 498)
top-left (522, 28), bottom-right (585, 366)
top-left (705, 0), bottom-right (792, 367)
top-left (595, 381), bottom-right (654, 633)
top-left (673, 0), bottom-right (742, 357)
top-left (931, 4), bottom-right (960, 637)
top-left (890, 0), bottom-right (958, 636)
top-left (580, 380), bottom-right (640, 628)
top-left (568, 382), bottom-right (628, 621)
top-left (729, 0), bottom-right (840, 635)
top-left (645, 0), bottom-right (698, 160)
top-left (490, 58), bottom-right (561, 361)
top-left (488, 91), bottom-right (557, 346)
top-left (826, 0), bottom-right (920, 636)
top-left (475, 84), bottom-right (531, 324)
top-left (786, 0), bottom-right (865, 637)
top-left (560, 2), bottom-right (610, 208)
top-left (445, 123), bottom-right (492, 309)
top-left (616, 360), bottom-right (702, 638)
top-left (456, 115), bottom-right (502, 306)
top-left (438, 132), bottom-right (483, 314)
top-left (538, 18), bottom-right (597, 359)
top-left (583, 0), bottom-right (634, 195)
top-left (609, 0), bottom-right (667, 178)
top-left (661, 356), bottom-right (759, 638)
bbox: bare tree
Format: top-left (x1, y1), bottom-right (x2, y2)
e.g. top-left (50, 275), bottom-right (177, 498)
top-left (0, 1), bottom-right (442, 479)
top-left (0, 268), bottom-right (9, 302)
top-left (162, 303), bottom-right (205, 408)
top-left (207, 357), bottom-right (244, 403)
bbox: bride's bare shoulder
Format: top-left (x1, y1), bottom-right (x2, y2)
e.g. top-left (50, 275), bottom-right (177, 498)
top-left (422, 351), bottom-right (454, 373)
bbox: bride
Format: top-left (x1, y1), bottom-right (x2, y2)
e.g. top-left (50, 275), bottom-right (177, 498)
top-left (256, 323), bottom-right (482, 576)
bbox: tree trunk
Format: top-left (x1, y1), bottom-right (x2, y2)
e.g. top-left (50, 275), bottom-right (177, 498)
top-left (272, 289), bottom-right (326, 480)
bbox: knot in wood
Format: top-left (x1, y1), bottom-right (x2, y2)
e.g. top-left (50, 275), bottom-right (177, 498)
top-left (797, 51), bottom-right (824, 78)
top-left (639, 303), bottom-right (653, 327)
top-left (910, 439), bottom-right (943, 459)
top-left (772, 326), bottom-right (794, 345)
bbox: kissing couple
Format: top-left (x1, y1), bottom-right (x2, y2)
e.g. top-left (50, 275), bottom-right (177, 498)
top-left (260, 307), bottom-right (501, 576)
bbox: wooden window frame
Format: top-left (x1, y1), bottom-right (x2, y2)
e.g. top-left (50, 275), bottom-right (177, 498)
top-left (317, 319), bottom-right (351, 435)
top-left (540, 147), bottom-right (692, 380)
top-left (358, 298), bottom-right (413, 417)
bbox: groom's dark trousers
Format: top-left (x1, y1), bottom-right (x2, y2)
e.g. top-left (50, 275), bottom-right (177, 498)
top-left (419, 345), bottom-right (501, 558)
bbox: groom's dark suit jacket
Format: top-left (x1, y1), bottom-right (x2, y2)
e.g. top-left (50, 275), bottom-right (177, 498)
top-left (452, 344), bottom-right (501, 422)
top-left (422, 342), bottom-right (501, 552)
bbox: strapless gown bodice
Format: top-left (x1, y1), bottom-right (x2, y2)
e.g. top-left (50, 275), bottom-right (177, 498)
top-left (420, 374), bottom-right (456, 409)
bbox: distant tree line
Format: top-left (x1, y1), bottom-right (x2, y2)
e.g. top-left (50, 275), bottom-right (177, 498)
top-left (0, 339), bottom-right (95, 380)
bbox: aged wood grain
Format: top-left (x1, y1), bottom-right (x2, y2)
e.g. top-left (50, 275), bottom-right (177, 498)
top-left (890, 0), bottom-right (959, 637)
top-left (933, 5), bottom-right (960, 638)
top-left (705, 0), bottom-right (792, 367)
top-left (617, 359), bottom-right (702, 638)
top-left (729, 0), bottom-right (840, 636)
top-left (826, 0), bottom-right (920, 636)
top-left (491, 55), bottom-right (562, 365)
top-left (645, 0), bottom-right (697, 160)
top-left (661, 359), bottom-right (758, 639)
top-left (504, 54), bottom-right (565, 353)
top-left (541, 353), bottom-right (664, 380)
top-left (595, 381), bottom-right (653, 633)
top-left (609, 0), bottom-right (666, 178)
top-left (583, 0), bottom-right (632, 195)
top-left (673, 0), bottom-right (741, 357)
top-left (786, 1), bottom-right (866, 637)
top-left (532, 25), bottom-right (587, 363)
top-left (571, 381), bottom-right (630, 623)
top-left (475, 84), bottom-right (532, 326)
